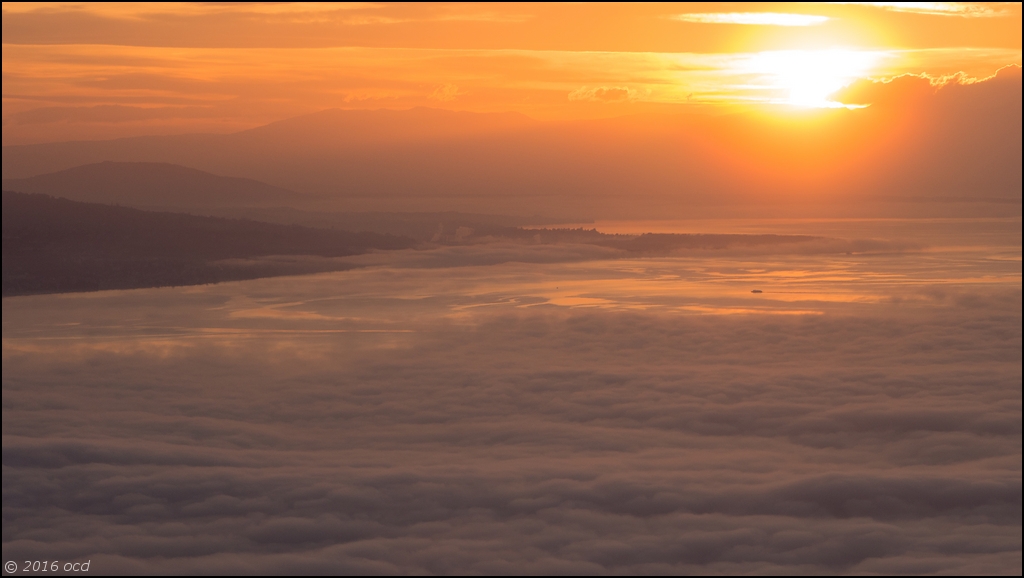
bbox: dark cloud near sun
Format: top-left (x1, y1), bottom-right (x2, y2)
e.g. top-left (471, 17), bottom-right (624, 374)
top-left (834, 64), bottom-right (1022, 108)
top-left (829, 64), bottom-right (1022, 204)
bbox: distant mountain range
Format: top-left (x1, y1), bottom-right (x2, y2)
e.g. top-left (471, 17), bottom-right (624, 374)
top-left (2, 161), bottom-right (312, 210)
top-left (2, 191), bottom-right (414, 296)
top-left (3, 88), bottom-right (1020, 218)
top-left (0, 107), bottom-right (577, 215)
top-left (0, 160), bottom-right (576, 238)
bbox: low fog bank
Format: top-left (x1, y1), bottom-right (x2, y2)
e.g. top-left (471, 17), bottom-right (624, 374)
top-left (3, 240), bottom-right (1020, 574)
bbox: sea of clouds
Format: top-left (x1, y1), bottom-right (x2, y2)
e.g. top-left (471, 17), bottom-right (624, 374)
top-left (3, 222), bottom-right (1021, 574)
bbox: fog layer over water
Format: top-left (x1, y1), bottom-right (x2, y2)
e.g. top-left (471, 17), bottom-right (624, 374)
top-left (3, 219), bottom-right (1021, 575)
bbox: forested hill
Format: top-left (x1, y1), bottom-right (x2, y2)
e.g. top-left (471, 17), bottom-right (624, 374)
top-left (2, 191), bottom-right (415, 296)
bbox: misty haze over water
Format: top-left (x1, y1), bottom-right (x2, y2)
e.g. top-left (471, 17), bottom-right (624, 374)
top-left (4, 217), bottom-right (1020, 574)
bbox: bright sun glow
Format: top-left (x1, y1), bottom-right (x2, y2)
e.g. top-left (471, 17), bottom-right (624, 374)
top-left (741, 49), bottom-right (884, 107)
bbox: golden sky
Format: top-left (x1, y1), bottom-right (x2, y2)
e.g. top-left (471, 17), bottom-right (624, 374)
top-left (2, 2), bottom-right (1021, 144)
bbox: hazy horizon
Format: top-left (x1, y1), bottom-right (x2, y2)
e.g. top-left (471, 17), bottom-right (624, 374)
top-left (4, 79), bottom-right (1021, 219)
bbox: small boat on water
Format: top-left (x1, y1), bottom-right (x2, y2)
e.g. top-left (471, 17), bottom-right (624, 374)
top-left (751, 289), bottom-right (763, 294)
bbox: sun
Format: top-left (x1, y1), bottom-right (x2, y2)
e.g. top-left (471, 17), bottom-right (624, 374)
top-left (741, 49), bottom-right (884, 108)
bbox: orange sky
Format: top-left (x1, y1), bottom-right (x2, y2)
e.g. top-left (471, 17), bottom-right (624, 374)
top-left (2, 2), bottom-right (1021, 144)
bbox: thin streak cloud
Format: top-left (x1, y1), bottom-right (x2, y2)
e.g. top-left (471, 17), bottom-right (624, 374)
top-left (832, 2), bottom-right (1007, 18)
top-left (670, 12), bottom-right (831, 26)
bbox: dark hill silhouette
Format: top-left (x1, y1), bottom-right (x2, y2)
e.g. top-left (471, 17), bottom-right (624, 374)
top-left (1, 161), bottom-right (311, 210)
top-left (2, 191), bottom-right (414, 296)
